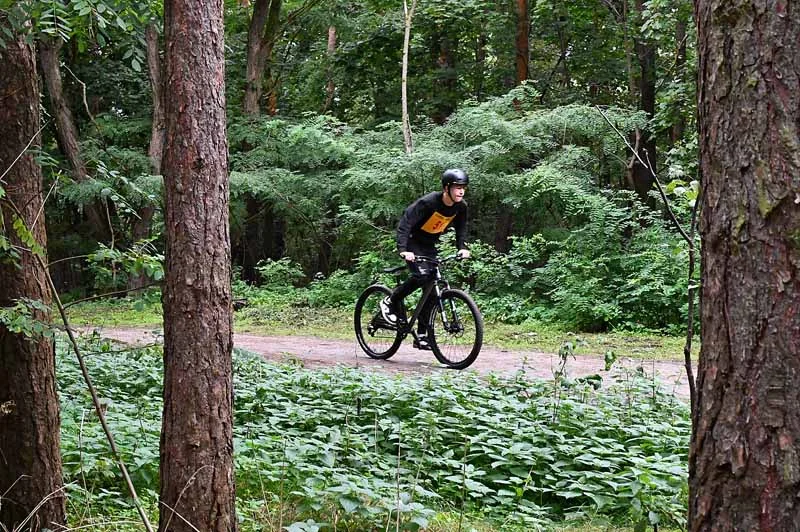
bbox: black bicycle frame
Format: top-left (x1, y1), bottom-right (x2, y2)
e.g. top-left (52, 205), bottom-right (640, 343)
top-left (398, 262), bottom-right (450, 339)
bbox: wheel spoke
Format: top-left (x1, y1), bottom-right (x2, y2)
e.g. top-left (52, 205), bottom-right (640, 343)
top-left (355, 285), bottom-right (402, 359)
top-left (428, 289), bottom-right (482, 369)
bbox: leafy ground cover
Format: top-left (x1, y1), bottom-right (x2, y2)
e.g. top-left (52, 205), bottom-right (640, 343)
top-left (66, 293), bottom-right (693, 361)
top-left (58, 333), bottom-right (690, 531)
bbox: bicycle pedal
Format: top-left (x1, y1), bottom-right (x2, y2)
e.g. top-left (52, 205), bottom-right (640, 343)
top-left (413, 339), bottom-right (432, 351)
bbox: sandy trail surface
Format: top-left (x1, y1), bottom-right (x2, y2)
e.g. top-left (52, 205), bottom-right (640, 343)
top-left (85, 326), bottom-right (692, 399)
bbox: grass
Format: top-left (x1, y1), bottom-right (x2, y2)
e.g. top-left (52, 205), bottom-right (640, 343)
top-left (66, 294), bottom-right (695, 362)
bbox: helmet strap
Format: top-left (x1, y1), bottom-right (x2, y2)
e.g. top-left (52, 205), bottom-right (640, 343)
top-left (443, 185), bottom-right (454, 205)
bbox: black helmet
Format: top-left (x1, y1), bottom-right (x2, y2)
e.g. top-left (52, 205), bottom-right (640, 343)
top-left (442, 168), bottom-right (469, 187)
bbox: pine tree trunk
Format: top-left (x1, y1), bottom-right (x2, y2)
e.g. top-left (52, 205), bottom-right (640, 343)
top-left (0, 20), bottom-right (65, 532)
top-left (690, 1), bottom-right (800, 529)
top-left (243, 0), bottom-right (282, 116)
top-left (514, 0), bottom-right (530, 83)
top-left (159, 0), bottom-right (236, 529)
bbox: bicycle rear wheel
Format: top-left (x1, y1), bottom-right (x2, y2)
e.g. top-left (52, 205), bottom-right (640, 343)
top-left (428, 289), bottom-right (483, 369)
top-left (354, 285), bottom-right (403, 359)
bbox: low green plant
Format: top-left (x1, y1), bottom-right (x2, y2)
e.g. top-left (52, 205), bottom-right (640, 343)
top-left (59, 335), bottom-right (690, 531)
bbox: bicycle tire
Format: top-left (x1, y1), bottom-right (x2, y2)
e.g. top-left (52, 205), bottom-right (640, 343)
top-left (427, 289), bottom-right (483, 369)
top-left (354, 284), bottom-right (403, 359)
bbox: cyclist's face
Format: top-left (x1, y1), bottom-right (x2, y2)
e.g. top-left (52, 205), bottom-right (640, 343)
top-left (448, 184), bottom-right (467, 202)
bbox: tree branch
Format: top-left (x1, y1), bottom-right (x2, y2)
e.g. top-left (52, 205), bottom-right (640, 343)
top-left (595, 105), bottom-right (692, 245)
top-left (596, 105), bottom-right (699, 409)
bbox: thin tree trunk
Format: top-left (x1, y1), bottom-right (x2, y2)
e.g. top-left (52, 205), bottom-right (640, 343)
top-left (159, 0), bottom-right (235, 529)
top-left (474, 29), bottom-right (487, 101)
top-left (495, 0), bottom-right (533, 252)
top-left (243, 0), bottom-right (282, 116)
top-left (631, 0), bottom-right (656, 203)
top-left (670, 17), bottom-right (687, 146)
top-left (128, 22), bottom-right (163, 291)
top-left (322, 25), bottom-right (337, 113)
top-left (146, 22), bottom-right (166, 176)
top-left (690, 1), bottom-right (800, 529)
top-left (401, 0), bottom-right (417, 154)
top-left (39, 37), bottom-right (109, 239)
top-left (39, 38), bottom-right (86, 179)
top-left (0, 19), bottom-right (65, 532)
top-left (431, 29), bottom-right (458, 124)
top-left (514, 0), bottom-right (530, 83)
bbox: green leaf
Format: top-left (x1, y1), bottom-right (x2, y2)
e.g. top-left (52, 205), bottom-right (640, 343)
top-left (339, 496), bottom-right (359, 513)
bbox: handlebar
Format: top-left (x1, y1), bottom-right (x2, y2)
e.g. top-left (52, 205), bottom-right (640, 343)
top-left (413, 254), bottom-right (462, 265)
top-left (380, 254), bottom-right (464, 274)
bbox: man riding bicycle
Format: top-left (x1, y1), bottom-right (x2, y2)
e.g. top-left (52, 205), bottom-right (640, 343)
top-left (380, 168), bottom-right (471, 349)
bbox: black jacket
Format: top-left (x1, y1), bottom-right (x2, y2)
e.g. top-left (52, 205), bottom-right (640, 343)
top-left (396, 191), bottom-right (468, 253)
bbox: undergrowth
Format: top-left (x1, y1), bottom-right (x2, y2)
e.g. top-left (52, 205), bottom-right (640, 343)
top-left (58, 333), bottom-right (690, 531)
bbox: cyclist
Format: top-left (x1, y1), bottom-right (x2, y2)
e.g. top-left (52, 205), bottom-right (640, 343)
top-left (380, 168), bottom-right (471, 349)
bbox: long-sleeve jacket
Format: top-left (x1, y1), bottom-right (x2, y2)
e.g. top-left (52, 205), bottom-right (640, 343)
top-left (396, 191), bottom-right (468, 253)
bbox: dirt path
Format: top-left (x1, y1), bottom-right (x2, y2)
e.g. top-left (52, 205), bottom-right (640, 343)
top-left (87, 326), bottom-right (692, 399)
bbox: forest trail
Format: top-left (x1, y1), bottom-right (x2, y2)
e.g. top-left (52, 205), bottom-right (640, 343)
top-left (86, 327), bottom-right (692, 400)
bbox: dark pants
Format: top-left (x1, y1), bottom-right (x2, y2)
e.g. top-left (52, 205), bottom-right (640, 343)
top-left (389, 251), bottom-right (436, 334)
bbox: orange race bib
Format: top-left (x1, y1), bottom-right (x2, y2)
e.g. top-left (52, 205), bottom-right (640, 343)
top-left (420, 211), bottom-right (455, 234)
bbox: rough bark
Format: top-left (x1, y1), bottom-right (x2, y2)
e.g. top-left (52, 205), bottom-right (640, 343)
top-left (243, 0), bottom-right (282, 115)
top-left (39, 37), bottom-right (109, 239)
top-left (514, 0), bottom-right (530, 83)
top-left (160, 0), bottom-right (235, 530)
top-left (0, 21), bottom-right (65, 532)
top-left (689, 1), bottom-right (800, 530)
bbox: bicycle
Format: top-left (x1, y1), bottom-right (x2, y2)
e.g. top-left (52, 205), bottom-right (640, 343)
top-left (354, 255), bottom-right (484, 369)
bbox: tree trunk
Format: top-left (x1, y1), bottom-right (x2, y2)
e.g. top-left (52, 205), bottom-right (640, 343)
top-left (0, 20), bottom-right (65, 532)
top-left (160, 0), bottom-right (235, 530)
top-left (39, 38), bottom-right (86, 179)
top-left (690, 1), bottom-right (800, 530)
top-left (514, 0), bottom-right (530, 83)
top-left (670, 16), bottom-right (687, 146)
top-left (431, 30), bottom-right (457, 124)
top-left (39, 37), bottom-right (110, 239)
top-left (322, 25), bottom-right (337, 113)
top-left (495, 0), bottom-right (533, 252)
top-left (474, 29), bottom-right (487, 101)
top-left (630, 0), bottom-right (656, 204)
top-left (401, 0), bottom-right (417, 154)
top-left (146, 22), bottom-right (166, 176)
top-left (243, 0), bottom-right (282, 116)
top-left (128, 22), bottom-right (164, 292)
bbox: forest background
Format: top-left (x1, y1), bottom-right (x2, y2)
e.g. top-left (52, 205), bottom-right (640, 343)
top-left (22, 0), bottom-right (696, 334)
top-left (1, 0), bottom-right (704, 531)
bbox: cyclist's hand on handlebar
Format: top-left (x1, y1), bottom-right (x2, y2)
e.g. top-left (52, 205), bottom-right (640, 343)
top-left (457, 249), bottom-right (471, 259)
top-left (400, 251), bottom-right (416, 262)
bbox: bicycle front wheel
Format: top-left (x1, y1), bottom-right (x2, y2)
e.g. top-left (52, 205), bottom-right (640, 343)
top-left (354, 285), bottom-right (403, 359)
top-left (428, 289), bottom-right (483, 369)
